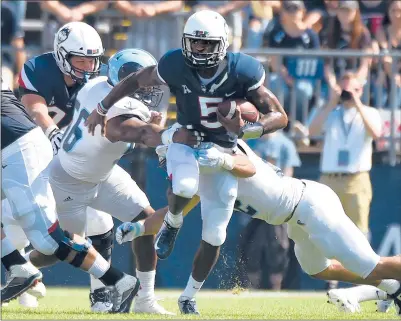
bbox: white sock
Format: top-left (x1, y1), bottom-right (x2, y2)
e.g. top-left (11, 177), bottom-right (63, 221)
top-left (87, 253), bottom-right (110, 279)
top-left (377, 279), bottom-right (400, 296)
top-left (1, 236), bottom-right (16, 257)
top-left (90, 275), bottom-right (106, 292)
top-left (345, 285), bottom-right (388, 302)
top-left (180, 274), bottom-right (204, 300)
top-left (136, 270), bottom-right (155, 300)
top-left (165, 210), bottom-right (183, 228)
top-left (22, 250), bottom-right (32, 262)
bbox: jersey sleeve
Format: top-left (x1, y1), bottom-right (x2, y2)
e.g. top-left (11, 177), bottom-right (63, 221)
top-left (156, 49), bottom-right (183, 87)
top-left (107, 97), bottom-right (151, 123)
top-left (237, 53), bottom-right (266, 92)
top-left (18, 58), bottom-right (52, 102)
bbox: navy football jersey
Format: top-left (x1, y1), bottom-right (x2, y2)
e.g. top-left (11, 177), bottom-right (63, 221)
top-left (1, 78), bottom-right (37, 149)
top-left (157, 49), bottom-right (265, 148)
top-left (18, 52), bottom-right (83, 129)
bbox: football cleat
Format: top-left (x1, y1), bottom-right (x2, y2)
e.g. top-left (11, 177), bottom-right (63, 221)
top-left (327, 289), bottom-right (361, 313)
top-left (376, 299), bottom-right (393, 313)
top-left (389, 286), bottom-right (401, 317)
top-left (154, 220), bottom-right (181, 260)
top-left (90, 287), bottom-right (113, 313)
top-left (134, 297), bottom-right (176, 315)
top-left (109, 274), bottom-right (140, 313)
top-left (178, 297), bottom-right (200, 315)
top-left (27, 280), bottom-right (46, 298)
top-left (1, 263), bottom-right (42, 303)
top-left (18, 292), bottom-right (38, 308)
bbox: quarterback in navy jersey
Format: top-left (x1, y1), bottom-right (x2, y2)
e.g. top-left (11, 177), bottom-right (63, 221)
top-left (88, 9), bottom-right (287, 315)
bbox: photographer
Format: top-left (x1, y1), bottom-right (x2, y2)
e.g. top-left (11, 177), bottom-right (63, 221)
top-left (309, 71), bottom-right (382, 239)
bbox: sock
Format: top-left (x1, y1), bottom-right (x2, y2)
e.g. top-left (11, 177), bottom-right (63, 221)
top-left (99, 266), bottom-right (124, 286)
top-left (2, 236), bottom-right (16, 258)
top-left (87, 253), bottom-right (112, 279)
top-left (23, 250), bottom-right (32, 262)
top-left (345, 285), bottom-right (388, 302)
top-left (180, 274), bottom-right (204, 300)
top-left (2, 250), bottom-right (27, 271)
top-left (377, 279), bottom-right (400, 296)
top-left (136, 270), bottom-right (155, 300)
top-left (90, 275), bottom-right (106, 292)
top-left (165, 210), bottom-right (183, 228)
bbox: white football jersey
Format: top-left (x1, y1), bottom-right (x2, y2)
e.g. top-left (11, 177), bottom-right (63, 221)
top-left (236, 140), bottom-right (305, 225)
top-left (58, 76), bottom-right (151, 183)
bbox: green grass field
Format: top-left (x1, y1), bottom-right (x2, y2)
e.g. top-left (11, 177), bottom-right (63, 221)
top-left (2, 288), bottom-right (398, 320)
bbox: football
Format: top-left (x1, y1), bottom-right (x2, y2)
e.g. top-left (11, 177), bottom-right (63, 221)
top-left (217, 99), bottom-right (260, 123)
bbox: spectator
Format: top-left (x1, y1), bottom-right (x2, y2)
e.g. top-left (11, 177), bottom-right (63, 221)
top-left (1, 1), bottom-right (27, 91)
top-left (114, 1), bottom-right (183, 18)
top-left (309, 71), bottom-right (382, 238)
top-left (263, 0), bottom-right (323, 123)
top-left (374, 0), bottom-right (401, 109)
top-left (40, 1), bottom-right (109, 50)
top-left (359, 0), bottom-right (387, 38)
top-left (325, 1), bottom-right (372, 97)
top-left (244, 1), bottom-right (281, 49)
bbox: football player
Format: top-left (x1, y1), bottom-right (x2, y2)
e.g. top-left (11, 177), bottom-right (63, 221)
top-left (49, 48), bottom-right (206, 314)
top-left (85, 10), bottom-right (287, 314)
top-left (1, 78), bottom-right (139, 311)
top-left (116, 139), bottom-right (401, 317)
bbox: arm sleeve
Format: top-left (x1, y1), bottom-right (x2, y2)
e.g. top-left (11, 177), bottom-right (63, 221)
top-left (18, 60), bottom-right (52, 102)
top-left (238, 54), bottom-right (266, 92)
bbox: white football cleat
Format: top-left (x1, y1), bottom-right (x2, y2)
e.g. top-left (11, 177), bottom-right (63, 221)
top-left (27, 280), bottom-right (46, 298)
top-left (134, 297), bottom-right (176, 315)
top-left (110, 273), bottom-right (140, 313)
top-left (18, 292), bottom-right (38, 308)
top-left (327, 289), bottom-right (361, 313)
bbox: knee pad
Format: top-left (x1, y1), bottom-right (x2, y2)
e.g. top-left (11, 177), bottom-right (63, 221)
top-left (202, 227), bottom-right (227, 247)
top-left (54, 231), bottom-right (92, 267)
top-left (172, 167), bottom-right (199, 199)
top-left (88, 229), bottom-right (113, 262)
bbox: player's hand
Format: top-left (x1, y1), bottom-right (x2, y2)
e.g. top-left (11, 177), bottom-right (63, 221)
top-left (217, 107), bottom-right (245, 135)
top-left (173, 126), bottom-right (205, 148)
top-left (116, 222), bottom-right (144, 244)
top-left (195, 146), bottom-right (225, 169)
top-left (85, 109), bottom-right (107, 137)
top-left (48, 128), bottom-right (64, 156)
top-left (149, 111), bottom-right (163, 125)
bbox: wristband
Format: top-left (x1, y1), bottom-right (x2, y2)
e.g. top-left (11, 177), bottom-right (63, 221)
top-left (45, 124), bottom-right (59, 139)
top-left (238, 122), bottom-right (264, 139)
top-left (97, 101), bottom-right (108, 116)
top-left (222, 153), bottom-right (235, 171)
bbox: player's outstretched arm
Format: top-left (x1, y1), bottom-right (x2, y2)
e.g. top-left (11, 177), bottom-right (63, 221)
top-left (246, 85), bottom-right (288, 135)
top-left (106, 115), bottom-right (164, 147)
top-left (85, 65), bottom-right (163, 136)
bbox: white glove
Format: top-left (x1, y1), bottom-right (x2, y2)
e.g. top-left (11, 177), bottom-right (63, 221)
top-left (115, 221), bottom-right (144, 245)
top-left (195, 147), bottom-right (235, 171)
top-left (46, 126), bottom-right (64, 156)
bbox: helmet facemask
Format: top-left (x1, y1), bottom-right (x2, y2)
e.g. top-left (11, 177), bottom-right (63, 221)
top-left (182, 35), bottom-right (226, 69)
top-left (66, 53), bottom-right (102, 84)
top-left (132, 86), bottom-right (164, 110)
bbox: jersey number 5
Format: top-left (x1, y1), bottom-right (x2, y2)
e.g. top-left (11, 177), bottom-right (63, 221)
top-left (199, 97), bottom-right (223, 129)
top-left (62, 109), bottom-right (89, 152)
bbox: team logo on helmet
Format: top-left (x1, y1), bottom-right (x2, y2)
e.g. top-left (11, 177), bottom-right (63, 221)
top-left (57, 27), bottom-right (71, 44)
top-left (193, 30), bottom-right (209, 37)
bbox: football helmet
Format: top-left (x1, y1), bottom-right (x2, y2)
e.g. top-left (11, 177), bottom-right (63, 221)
top-left (53, 22), bottom-right (104, 83)
top-left (108, 48), bottom-right (163, 109)
top-left (182, 10), bottom-right (229, 69)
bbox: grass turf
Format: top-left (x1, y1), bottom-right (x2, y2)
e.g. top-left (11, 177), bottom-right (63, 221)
top-left (2, 288), bottom-right (398, 320)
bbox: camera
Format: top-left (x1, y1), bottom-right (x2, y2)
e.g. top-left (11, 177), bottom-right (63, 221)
top-left (340, 90), bottom-right (353, 101)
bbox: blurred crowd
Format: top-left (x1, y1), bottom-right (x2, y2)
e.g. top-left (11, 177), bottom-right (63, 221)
top-left (1, 0), bottom-right (400, 291)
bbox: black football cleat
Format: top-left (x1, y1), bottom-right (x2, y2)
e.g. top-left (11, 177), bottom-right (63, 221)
top-left (154, 220), bottom-right (181, 260)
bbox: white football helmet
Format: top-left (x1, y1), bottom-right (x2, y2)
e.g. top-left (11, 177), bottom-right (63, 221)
top-left (53, 22), bottom-right (104, 82)
top-left (182, 10), bottom-right (229, 69)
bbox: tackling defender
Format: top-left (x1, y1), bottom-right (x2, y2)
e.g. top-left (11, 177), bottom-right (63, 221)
top-left (1, 77), bottom-right (139, 311)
